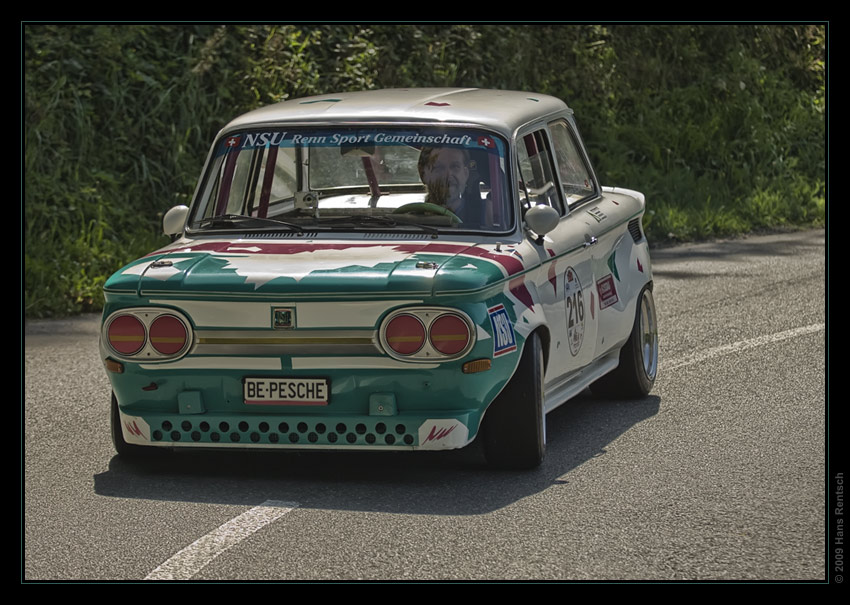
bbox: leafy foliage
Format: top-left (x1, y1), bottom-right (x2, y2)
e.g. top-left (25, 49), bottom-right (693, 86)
top-left (24, 24), bottom-right (825, 317)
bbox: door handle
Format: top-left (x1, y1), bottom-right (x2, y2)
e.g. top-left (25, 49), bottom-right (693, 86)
top-left (584, 234), bottom-right (598, 248)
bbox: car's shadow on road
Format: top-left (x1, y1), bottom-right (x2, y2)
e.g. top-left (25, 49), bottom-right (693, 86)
top-left (93, 391), bottom-right (660, 516)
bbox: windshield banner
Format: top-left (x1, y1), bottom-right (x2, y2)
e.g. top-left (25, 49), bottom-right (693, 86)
top-left (219, 129), bottom-right (505, 156)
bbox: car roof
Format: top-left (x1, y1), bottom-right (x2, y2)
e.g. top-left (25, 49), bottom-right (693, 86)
top-left (222, 88), bottom-right (572, 136)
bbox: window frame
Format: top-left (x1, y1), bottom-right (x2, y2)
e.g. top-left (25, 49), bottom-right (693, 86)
top-left (546, 117), bottom-right (600, 209)
top-left (514, 126), bottom-right (566, 217)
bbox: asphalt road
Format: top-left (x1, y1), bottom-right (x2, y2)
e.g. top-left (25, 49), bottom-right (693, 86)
top-left (23, 229), bottom-right (827, 581)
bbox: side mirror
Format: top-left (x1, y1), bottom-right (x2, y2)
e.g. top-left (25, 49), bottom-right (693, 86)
top-left (163, 205), bottom-right (189, 237)
top-left (524, 204), bottom-right (560, 241)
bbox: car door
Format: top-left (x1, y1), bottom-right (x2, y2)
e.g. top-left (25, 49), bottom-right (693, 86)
top-left (515, 124), bottom-right (598, 381)
top-left (547, 117), bottom-right (629, 363)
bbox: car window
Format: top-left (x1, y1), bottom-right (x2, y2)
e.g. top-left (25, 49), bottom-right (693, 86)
top-left (190, 127), bottom-right (513, 233)
top-left (517, 129), bottom-right (564, 215)
top-left (548, 119), bottom-right (595, 205)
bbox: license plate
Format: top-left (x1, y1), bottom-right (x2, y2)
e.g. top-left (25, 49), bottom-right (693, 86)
top-left (243, 377), bottom-right (330, 405)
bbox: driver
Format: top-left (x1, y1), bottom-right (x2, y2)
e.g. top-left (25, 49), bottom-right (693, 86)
top-left (417, 147), bottom-right (470, 216)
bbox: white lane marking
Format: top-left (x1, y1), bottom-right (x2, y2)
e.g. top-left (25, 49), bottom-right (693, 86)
top-left (662, 323), bottom-right (825, 372)
top-left (145, 500), bottom-right (298, 581)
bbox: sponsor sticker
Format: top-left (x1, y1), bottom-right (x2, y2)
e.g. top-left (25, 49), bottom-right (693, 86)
top-left (418, 419), bottom-right (469, 450)
top-left (488, 304), bottom-right (517, 357)
top-left (597, 274), bottom-right (619, 310)
top-left (118, 412), bottom-right (150, 445)
top-left (229, 130), bottom-right (477, 150)
top-left (564, 267), bottom-right (585, 356)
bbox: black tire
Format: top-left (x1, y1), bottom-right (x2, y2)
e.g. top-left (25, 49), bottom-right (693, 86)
top-left (591, 285), bottom-right (659, 399)
top-left (482, 331), bottom-right (546, 469)
top-left (111, 392), bottom-right (158, 459)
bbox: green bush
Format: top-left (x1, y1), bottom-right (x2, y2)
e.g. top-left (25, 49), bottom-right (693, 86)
top-left (24, 24), bottom-right (825, 317)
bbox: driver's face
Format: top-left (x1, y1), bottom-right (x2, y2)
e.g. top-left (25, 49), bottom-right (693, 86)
top-left (422, 148), bottom-right (469, 199)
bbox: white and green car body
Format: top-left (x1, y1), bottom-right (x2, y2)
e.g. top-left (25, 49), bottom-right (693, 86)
top-left (101, 88), bottom-right (658, 469)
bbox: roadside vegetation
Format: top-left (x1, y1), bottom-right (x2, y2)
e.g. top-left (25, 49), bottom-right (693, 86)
top-left (24, 24), bottom-right (825, 317)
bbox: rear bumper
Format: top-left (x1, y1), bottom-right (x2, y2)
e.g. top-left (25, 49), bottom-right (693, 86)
top-left (116, 408), bottom-right (477, 451)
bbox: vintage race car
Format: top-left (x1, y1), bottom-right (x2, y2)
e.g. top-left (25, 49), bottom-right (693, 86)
top-left (101, 88), bottom-right (658, 469)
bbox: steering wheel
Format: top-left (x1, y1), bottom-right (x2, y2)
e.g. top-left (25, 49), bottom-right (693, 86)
top-left (392, 202), bottom-right (462, 224)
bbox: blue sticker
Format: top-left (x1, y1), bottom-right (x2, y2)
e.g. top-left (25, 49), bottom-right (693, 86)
top-left (488, 304), bottom-right (517, 357)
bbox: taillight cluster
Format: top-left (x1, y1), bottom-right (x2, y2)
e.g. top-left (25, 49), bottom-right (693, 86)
top-left (103, 309), bottom-right (192, 361)
top-left (384, 314), bottom-right (426, 355)
top-left (380, 309), bottom-right (474, 361)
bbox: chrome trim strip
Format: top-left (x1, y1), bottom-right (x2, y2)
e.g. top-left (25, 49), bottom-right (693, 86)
top-left (543, 351), bottom-right (620, 414)
top-left (195, 328), bottom-right (375, 342)
top-left (291, 357), bottom-right (440, 370)
top-left (193, 329), bottom-right (379, 356)
top-left (140, 357), bottom-right (283, 371)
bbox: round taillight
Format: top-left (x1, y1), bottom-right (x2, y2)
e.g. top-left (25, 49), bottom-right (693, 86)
top-left (385, 314), bottom-right (426, 355)
top-left (149, 315), bottom-right (189, 355)
top-left (107, 315), bottom-right (146, 355)
top-left (429, 314), bottom-right (470, 355)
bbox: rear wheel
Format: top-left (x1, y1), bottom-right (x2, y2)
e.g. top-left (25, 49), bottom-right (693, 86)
top-left (591, 285), bottom-right (658, 399)
top-left (482, 331), bottom-right (546, 469)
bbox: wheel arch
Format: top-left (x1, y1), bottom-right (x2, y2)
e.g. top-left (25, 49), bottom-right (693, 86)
top-left (534, 324), bottom-right (552, 375)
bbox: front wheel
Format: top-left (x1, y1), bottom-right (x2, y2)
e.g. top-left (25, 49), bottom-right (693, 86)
top-left (482, 331), bottom-right (546, 469)
top-left (591, 285), bottom-right (658, 399)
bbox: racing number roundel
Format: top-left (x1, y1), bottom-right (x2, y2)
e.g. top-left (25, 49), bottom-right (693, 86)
top-left (564, 267), bottom-right (585, 356)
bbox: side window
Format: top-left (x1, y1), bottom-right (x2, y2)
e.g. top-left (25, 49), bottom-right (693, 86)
top-left (548, 120), bottom-right (595, 205)
top-left (517, 129), bottom-right (564, 215)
